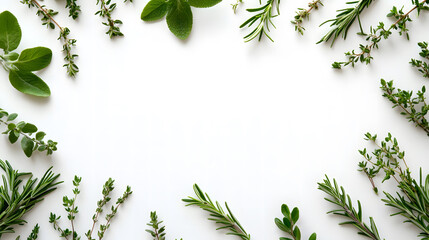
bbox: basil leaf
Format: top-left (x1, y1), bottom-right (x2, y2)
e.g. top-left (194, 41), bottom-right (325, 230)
top-left (0, 11), bottom-right (22, 52)
top-left (141, 0), bottom-right (168, 21)
top-left (9, 70), bottom-right (51, 97)
top-left (13, 47), bottom-right (52, 71)
top-left (166, 0), bottom-right (193, 40)
top-left (188, 0), bottom-right (221, 8)
top-left (21, 136), bottom-right (34, 157)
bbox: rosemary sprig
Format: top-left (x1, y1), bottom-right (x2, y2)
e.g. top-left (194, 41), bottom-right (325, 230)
top-left (380, 80), bottom-right (429, 136)
top-left (51, 177), bottom-right (132, 240)
top-left (275, 204), bottom-right (317, 240)
top-left (66, 0), bottom-right (81, 19)
top-left (240, 0), bottom-right (280, 42)
top-left (318, 176), bottom-right (384, 240)
top-left (0, 159), bottom-right (61, 238)
top-left (0, 108), bottom-right (57, 157)
top-left (410, 42), bottom-right (429, 78)
top-left (182, 184), bottom-right (251, 240)
top-left (291, 0), bottom-right (324, 35)
top-left (318, 0), bottom-right (374, 45)
top-left (332, 0), bottom-right (429, 69)
top-left (95, 0), bottom-right (124, 38)
top-left (20, 0), bottom-right (79, 77)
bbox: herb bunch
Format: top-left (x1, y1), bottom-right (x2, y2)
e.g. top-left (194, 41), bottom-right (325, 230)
top-left (141, 0), bottom-right (221, 40)
top-left (0, 107), bottom-right (57, 157)
top-left (380, 79), bottom-right (429, 136)
top-left (95, 0), bottom-right (125, 38)
top-left (332, 0), bottom-right (429, 69)
top-left (318, 0), bottom-right (374, 46)
top-left (318, 176), bottom-right (384, 240)
top-left (410, 42), bottom-right (429, 78)
top-left (275, 204), bottom-right (317, 240)
top-left (240, 0), bottom-right (280, 42)
top-left (20, 0), bottom-right (79, 77)
top-left (49, 176), bottom-right (132, 240)
top-left (182, 184), bottom-right (251, 240)
top-left (0, 159), bottom-right (61, 238)
top-left (0, 11), bottom-right (52, 97)
top-left (291, 0), bottom-right (323, 35)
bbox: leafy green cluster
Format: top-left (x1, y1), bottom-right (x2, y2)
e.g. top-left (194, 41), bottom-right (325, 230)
top-left (49, 177), bottom-right (132, 240)
top-left (141, 0), bottom-right (221, 40)
top-left (275, 204), bottom-right (317, 240)
top-left (182, 184), bottom-right (251, 240)
top-left (95, 0), bottom-right (125, 38)
top-left (318, 176), bottom-right (384, 240)
top-left (0, 159), bottom-right (61, 238)
top-left (380, 79), bottom-right (429, 135)
top-left (0, 11), bottom-right (52, 97)
top-left (66, 0), bottom-right (81, 19)
top-left (332, 0), bottom-right (429, 69)
top-left (291, 0), bottom-right (323, 35)
top-left (15, 224), bottom-right (40, 240)
top-left (20, 0), bottom-right (79, 77)
top-left (410, 42), bottom-right (429, 78)
top-left (0, 108), bottom-right (57, 157)
top-left (240, 0), bottom-right (280, 42)
top-left (318, 0), bottom-right (374, 46)
top-left (146, 212), bottom-right (166, 240)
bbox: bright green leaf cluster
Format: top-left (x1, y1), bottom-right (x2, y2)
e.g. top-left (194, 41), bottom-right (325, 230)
top-left (141, 0), bottom-right (221, 40)
top-left (275, 204), bottom-right (317, 240)
top-left (410, 42), bottom-right (429, 78)
top-left (0, 108), bottom-right (58, 157)
top-left (66, 0), bottom-right (81, 19)
top-left (146, 212), bottom-right (166, 240)
top-left (0, 11), bottom-right (52, 97)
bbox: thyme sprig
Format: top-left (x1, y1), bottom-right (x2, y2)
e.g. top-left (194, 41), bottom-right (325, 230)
top-left (0, 108), bottom-right (57, 157)
top-left (182, 184), bottom-right (251, 240)
top-left (291, 0), bottom-right (323, 35)
top-left (95, 0), bottom-right (124, 38)
top-left (0, 159), bottom-right (61, 238)
top-left (146, 212), bottom-right (166, 240)
top-left (332, 0), bottom-right (429, 69)
top-left (50, 177), bottom-right (132, 240)
top-left (318, 0), bottom-right (374, 46)
top-left (20, 0), bottom-right (79, 77)
top-left (240, 0), bottom-right (280, 42)
top-left (410, 42), bottom-right (429, 78)
top-left (16, 224), bottom-right (40, 240)
top-left (275, 204), bottom-right (317, 240)
top-left (66, 0), bottom-right (81, 19)
top-left (318, 176), bottom-right (384, 240)
top-left (380, 79), bottom-right (429, 135)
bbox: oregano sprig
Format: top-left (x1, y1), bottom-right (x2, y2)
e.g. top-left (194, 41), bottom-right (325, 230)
top-left (318, 176), bottom-right (384, 240)
top-left (95, 0), bottom-right (124, 38)
top-left (291, 0), bottom-right (323, 35)
top-left (0, 107), bottom-right (57, 157)
top-left (0, 159), bottom-right (61, 238)
top-left (240, 0), bottom-right (280, 42)
top-left (20, 0), bottom-right (79, 77)
top-left (332, 0), bottom-right (429, 69)
top-left (182, 184), bottom-right (251, 240)
top-left (410, 42), bottom-right (429, 78)
top-left (275, 204), bottom-right (317, 240)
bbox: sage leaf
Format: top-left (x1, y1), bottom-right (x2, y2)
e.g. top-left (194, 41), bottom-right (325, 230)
top-left (9, 70), bottom-right (51, 97)
top-left (21, 136), bottom-right (34, 157)
top-left (0, 11), bottom-right (22, 52)
top-left (166, 0), bottom-right (193, 40)
top-left (188, 0), bottom-right (221, 8)
top-left (141, 0), bottom-right (168, 21)
top-left (13, 47), bottom-right (52, 71)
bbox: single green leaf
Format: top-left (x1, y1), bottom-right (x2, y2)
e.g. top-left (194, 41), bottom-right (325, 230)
top-left (309, 233), bottom-right (317, 240)
top-left (291, 207), bottom-right (299, 223)
top-left (7, 113), bottom-right (18, 121)
top-left (8, 131), bottom-right (19, 144)
top-left (0, 11), bottom-right (22, 52)
top-left (35, 132), bottom-right (46, 141)
top-left (21, 136), bottom-right (34, 157)
top-left (4, 52), bottom-right (19, 61)
top-left (13, 47), bottom-right (52, 71)
top-left (22, 123), bottom-right (38, 134)
top-left (293, 226), bottom-right (301, 240)
top-left (188, 0), bottom-right (221, 8)
top-left (141, 0), bottom-right (168, 21)
top-left (9, 70), bottom-right (51, 97)
top-left (166, 0), bottom-right (193, 40)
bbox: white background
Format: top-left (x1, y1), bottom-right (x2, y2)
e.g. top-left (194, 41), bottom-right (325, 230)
top-left (1, 0), bottom-right (429, 239)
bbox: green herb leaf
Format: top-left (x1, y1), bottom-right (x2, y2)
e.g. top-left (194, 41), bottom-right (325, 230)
top-left (22, 123), bottom-right (38, 134)
top-left (21, 136), bottom-right (34, 157)
top-left (0, 11), bottom-right (22, 52)
top-left (13, 47), bottom-right (52, 71)
top-left (141, 0), bottom-right (168, 21)
top-left (9, 70), bottom-right (51, 97)
top-left (166, 0), bottom-right (193, 40)
top-left (188, 0), bottom-right (221, 8)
